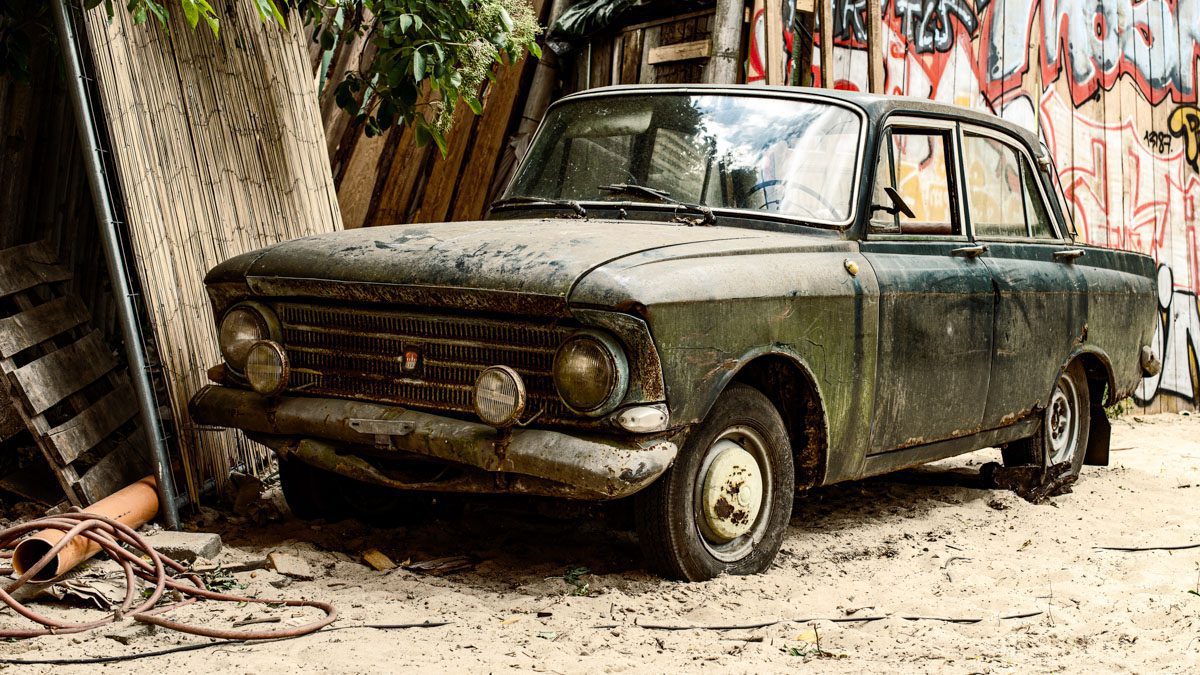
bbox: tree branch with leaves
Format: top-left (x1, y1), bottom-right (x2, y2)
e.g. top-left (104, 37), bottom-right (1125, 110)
top-left (26, 0), bottom-right (541, 154)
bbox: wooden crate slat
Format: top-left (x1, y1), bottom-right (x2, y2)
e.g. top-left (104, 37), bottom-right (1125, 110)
top-left (72, 433), bottom-right (150, 505)
top-left (44, 381), bottom-right (139, 465)
top-left (0, 296), bottom-right (90, 359)
top-left (11, 331), bottom-right (117, 415)
top-left (0, 242), bottom-right (73, 299)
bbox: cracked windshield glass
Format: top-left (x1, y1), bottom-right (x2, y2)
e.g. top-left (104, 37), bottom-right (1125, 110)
top-left (505, 94), bottom-right (863, 225)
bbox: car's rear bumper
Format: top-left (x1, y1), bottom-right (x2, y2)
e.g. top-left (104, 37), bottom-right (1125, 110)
top-left (189, 385), bottom-right (677, 499)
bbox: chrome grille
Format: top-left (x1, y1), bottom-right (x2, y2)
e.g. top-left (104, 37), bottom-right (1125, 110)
top-left (274, 302), bottom-right (575, 423)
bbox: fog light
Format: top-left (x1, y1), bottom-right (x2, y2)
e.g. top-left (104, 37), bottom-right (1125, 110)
top-left (246, 340), bottom-right (289, 397)
top-left (474, 365), bottom-right (526, 427)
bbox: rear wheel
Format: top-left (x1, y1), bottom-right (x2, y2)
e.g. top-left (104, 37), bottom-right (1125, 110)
top-left (1002, 360), bottom-right (1091, 476)
top-left (635, 384), bottom-right (794, 581)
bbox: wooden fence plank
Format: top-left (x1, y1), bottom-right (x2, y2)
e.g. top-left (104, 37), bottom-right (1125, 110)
top-left (620, 29), bottom-right (644, 84)
top-left (11, 331), bottom-right (116, 415)
top-left (0, 242), bottom-right (72, 299)
top-left (0, 296), bottom-right (89, 358)
top-left (45, 381), bottom-right (138, 465)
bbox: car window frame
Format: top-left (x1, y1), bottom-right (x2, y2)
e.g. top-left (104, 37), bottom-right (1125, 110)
top-left (864, 116), bottom-right (969, 243)
top-left (957, 124), bottom-right (1065, 243)
top-left (504, 87), bottom-right (870, 230)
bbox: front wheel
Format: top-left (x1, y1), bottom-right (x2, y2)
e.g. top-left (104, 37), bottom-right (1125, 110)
top-left (1002, 360), bottom-right (1091, 477)
top-left (635, 384), bottom-right (794, 581)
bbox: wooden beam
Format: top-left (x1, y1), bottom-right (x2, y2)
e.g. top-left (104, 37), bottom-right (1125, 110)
top-left (705, 0), bottom-right (745, 84)
top-left (867, 0), bottom-right (885, 93)
top-left (0, 296), bottom-right (89, 359)
top-left (648, 39), bottom-right (712, 65)
top-left (819, 0), bottom-right (834, 88)
top-left (10, 331), bottom-right (116, 415)
top-left (764, 0), bottom-right (786, 85)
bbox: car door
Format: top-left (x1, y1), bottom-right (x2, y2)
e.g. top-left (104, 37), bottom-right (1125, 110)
top-left (959, 128), bottom-right (1086, 428)
top-left (860, 119), bottom-right (995, 454)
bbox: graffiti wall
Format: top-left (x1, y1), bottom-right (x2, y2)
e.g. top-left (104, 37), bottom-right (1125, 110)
top-left (748, 0), bottom-right (1200, 410)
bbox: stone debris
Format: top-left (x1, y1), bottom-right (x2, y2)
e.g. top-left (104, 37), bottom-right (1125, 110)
top-left (143, 530), bottom-right (222, 562)
top-left (269, 551), bottom-right (316, 580)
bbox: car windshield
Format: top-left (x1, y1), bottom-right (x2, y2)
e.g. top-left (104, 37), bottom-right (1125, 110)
top-left (504, 93), bottom-right (863, 225)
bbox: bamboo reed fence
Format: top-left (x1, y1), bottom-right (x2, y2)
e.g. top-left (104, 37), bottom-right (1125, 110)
top-left (81, 3), bottom-right (342, 501)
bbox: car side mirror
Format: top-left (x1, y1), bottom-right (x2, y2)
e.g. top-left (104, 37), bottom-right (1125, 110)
top-left (870, 186), bottom-right (916, 220)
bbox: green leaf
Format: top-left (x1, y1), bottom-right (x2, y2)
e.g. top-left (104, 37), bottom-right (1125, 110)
top-left (180, 0), bottom-right (199, 28)
top-left (497, 6), bottom-right (513, 33)
top-left (413, 121), bottom-right (430, 147)
top-left (252, 0), bottom-right (287, 29)
top-left (412, 48), bottom-right (425, 80)
top-left (399, 14), bottom-right (412, 33)
top-left (430, 126), bottom-right (448, 157)
top-left (528, 41), bottom-right (542, 59)
top-left (463, 93), bottom-right (482, 115)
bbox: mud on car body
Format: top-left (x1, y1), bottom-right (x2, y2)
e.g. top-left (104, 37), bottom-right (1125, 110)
top-left (191, 84), bottom-right (1159, 581)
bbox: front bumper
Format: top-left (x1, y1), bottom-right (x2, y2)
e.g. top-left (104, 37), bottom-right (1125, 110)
top-left (189, 386), bottom-right (677, 499)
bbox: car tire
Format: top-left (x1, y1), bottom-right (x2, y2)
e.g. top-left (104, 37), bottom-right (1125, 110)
top-left (1001, 360), bottom-right (1091, 476)
top-left (635, 384), bottom-right (795, 581)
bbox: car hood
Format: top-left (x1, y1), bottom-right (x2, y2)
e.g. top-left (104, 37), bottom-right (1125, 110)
top-left (212, 219), bottom-right (773, 300)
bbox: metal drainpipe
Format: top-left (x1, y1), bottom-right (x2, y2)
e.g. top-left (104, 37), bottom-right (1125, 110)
top-left (51, 0), bottom-right (181, 530)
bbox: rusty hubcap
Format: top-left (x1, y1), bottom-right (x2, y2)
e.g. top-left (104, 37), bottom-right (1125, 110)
top-left (1047, 374), bottom-right (1079, 465)
top-left (694, 426), bottom-right (772, 562)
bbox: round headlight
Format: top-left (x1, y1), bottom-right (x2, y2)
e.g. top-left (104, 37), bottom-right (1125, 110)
top-left (219, 305), bottom-right (270, 371)
top-left (553, 331), bottom-right (629, 415)
top-left (245, 340), bottom-right (289, 396)
top-left (474, 366), bottom-right (526, 427)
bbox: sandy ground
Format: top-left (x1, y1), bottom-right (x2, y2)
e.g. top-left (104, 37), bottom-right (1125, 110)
top-left (3, 412), bottom-right (1200, 673)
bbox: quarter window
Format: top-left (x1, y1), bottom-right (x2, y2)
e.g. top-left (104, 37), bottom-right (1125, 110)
top-left (870, 130), bottom-right (956, 235)
top-left (962, 133), bottom-right (1057, 239)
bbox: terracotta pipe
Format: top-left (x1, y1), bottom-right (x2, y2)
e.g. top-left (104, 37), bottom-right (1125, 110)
top-left (12, 476), bottom-right (159, 581)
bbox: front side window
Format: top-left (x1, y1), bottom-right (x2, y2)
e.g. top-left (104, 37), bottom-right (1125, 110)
top-left (870, 130), bottom-right (956, 235)
top-left (506, 94), bottom-right (863, 225)
top-left (962, 133), bottom-right (1057, 239)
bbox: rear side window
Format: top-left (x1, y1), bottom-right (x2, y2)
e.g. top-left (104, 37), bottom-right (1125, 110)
top-left (962, 133), bottom-right (1057, 239)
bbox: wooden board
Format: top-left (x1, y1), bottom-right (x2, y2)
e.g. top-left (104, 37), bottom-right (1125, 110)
top-left (0, 296), bottom-right (89, 359)
top-left (10, 331), bottom-right (117, 415)
top-left (45, 381), bottom-right (138, 465)
top-left (73, 433), bottom-right (150, 505)
top-left (0, 242), bottom-right (73, 299)
top-left (648, 39), bottom-right (712, 65)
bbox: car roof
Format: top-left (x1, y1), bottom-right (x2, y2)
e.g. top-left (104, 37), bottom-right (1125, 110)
top-left (558, 83), bottom-right (1045, 156)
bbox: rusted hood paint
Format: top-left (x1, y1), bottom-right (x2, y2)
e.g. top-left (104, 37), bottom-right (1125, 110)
top-left (206, 219), bottom-right (782, 302)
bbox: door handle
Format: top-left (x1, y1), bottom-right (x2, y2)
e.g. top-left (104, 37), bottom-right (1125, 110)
top-left (1053, 248), bottom-right (1086, 261)
top-left (951, 244), bottom-right (988, 258)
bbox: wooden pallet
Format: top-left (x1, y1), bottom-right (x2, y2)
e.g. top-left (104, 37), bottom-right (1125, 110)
top-left (0, 241), bottom-right (149, 505)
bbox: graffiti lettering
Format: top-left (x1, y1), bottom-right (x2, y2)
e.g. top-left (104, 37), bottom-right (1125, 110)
top-left (1143, 130), bottom-right (1173, 155)
top-left (982, 0), bottom-right (1200, 106)
top-left (1137, 265), bottom-right (1200, 405)
top-left (893, 0), bottom-right (979, 54)
top-left (1170, 106), bottom-right (1200, 173)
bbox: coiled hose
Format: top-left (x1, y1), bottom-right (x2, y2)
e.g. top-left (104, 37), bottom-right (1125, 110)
top-left (0, 510), bottom-right (336, 639)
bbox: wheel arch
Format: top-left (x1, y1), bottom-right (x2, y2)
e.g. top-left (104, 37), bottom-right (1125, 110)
top-left (1064, 345), bottom-right (1117, 407)
top-left (1064, 346), bottom-right (1116, 466)
top-left (706, 348), bottom-right (830, 489)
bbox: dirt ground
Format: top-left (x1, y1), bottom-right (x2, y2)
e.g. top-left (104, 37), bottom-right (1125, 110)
top-left (3, 412), bottom-right (1200, 673)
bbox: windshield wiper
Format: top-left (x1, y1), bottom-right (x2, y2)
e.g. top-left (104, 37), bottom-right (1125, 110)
top-left (597, 183), bottom-right (716, 225)
top-left (491, 196), bottom-right (587, 218)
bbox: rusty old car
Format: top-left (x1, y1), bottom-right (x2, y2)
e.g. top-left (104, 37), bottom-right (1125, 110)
top-left (191, 85), bottom-right (1159, 581)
